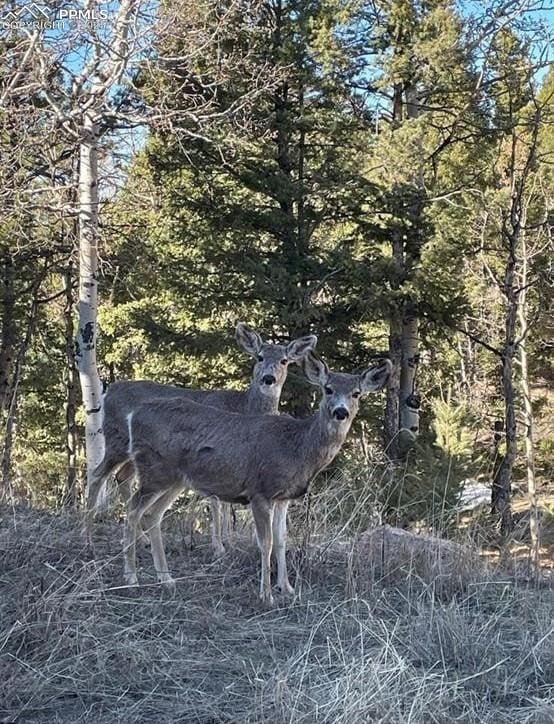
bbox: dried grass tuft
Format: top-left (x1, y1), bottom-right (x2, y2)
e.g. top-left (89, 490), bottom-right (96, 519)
top-left (0, 504), bottom-right (552, 723)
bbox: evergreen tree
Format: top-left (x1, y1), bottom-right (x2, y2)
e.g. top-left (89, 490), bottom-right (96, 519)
top-left (105, 0), bottom-right (385, 416)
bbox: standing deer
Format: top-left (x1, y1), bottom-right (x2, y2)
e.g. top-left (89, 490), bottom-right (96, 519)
top-left (99, 352), bottom-right (391, 604)
top-left (84, 323), bottom-right (317, 555)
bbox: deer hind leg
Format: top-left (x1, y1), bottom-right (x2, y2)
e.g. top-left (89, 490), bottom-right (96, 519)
top-left (210, 497), bottom-right (226, 557)
top-left (116, 461), bottom-right (135, 507)
top-left (251, 495), bottom-right (275, 605)
top-left (82, 455), bottom-right (119, 544)
top-left (123, 487), bottom-right (166, 586)
top-left (221, 503), bottom-right (233, 546)
top-left (273, 499), bottom-right (293, 595)
top-left (140, 485), bottom-right (184, 588)
top-left (116, 461), bottom-right (150, 547)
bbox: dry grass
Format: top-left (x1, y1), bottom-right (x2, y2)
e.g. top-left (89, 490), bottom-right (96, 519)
top-left (0, 503), bottom-right (553, 724)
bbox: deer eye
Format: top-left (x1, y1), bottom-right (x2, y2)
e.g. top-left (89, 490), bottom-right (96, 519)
top-left (324, 386), bottom-right (333, 395)
top-left (257, 355), bottom-right (264, 362)
top-left (281, 358), bottom-right (288, 365)
top-left (352, 390), bottom-right (361, 399)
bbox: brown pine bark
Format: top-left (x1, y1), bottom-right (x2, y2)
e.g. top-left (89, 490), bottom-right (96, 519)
top-left (490, 109), bottom-right (540, 539)
top-left (517, 226), bottom-right (539, 565)
top-left (0, 252), bottom-right (16, 413)
top-left (383, 82), bottom-right (422, 459)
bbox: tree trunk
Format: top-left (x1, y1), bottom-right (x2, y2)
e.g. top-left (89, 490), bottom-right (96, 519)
top-left (1, 283), bottom-right (40, 498)
top-left (517, 233), bottom-right (539, 565)
top-left (272, 6), bottom-right (311, 415)
top-left (383, 79), bottom-right (405, 461)
top-left (63, 262), bottom-right (79, 507)
top-left (398, 84), bottom-right (422, 446)
top-left (384, 306), bottom-right (402, 460)
top-left (75, 115), bottom-right (107, 511)
top-left (384, 81), bottom-right (422, 459)
top-left (0, 251), bottom-right (16, 412)
top-left (1, 397), bottom-right (16, 498)
top-left (491, 230), bottom-right (517, 537)
top-left (0, 252), bottom-right (15, 495)
top-left (491, 345), bottom-right (515, 536)
top-left (399, 313), bottom-right (420, 438)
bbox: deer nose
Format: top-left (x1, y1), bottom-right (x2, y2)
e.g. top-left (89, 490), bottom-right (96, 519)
top-left (262, 374), bottom-right (276, 386)
top-left (333, 407), bottom-right (349, 421)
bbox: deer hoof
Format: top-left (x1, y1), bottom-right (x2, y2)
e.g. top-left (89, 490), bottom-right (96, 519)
top-left (277, 581), bottom-right (295, 596)
top-left (124, 573), bottom-right (139, 587)
top-left (213, 544), bottom-right (226, 559)
top-left (161, 576), bottom-right (176, 594)
top-left (80, 520), bottom-right (93, 545)
top-left (259, 590), bottom-right (275, 607)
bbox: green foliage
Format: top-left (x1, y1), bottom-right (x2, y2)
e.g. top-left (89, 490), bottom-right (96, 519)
top-left (536, 437), bottom-right (554, 481)
top-left (2, 0), bottom-right (551, 520)
top-left (380, 396), bottom-right (479, 528)
top-left (432, 397), bottom-right (474, 458)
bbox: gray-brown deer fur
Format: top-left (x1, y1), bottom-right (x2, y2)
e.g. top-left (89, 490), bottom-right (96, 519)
top-left (85, 323), bottom-right (317, 555)
top-left (116, 352), bottom-right (391, 604)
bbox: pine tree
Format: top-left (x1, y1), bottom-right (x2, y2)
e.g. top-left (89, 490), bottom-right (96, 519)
top-left (107, 0), bottom-right (385, 415)
top-left (354, 0), bottom-right (487, 458)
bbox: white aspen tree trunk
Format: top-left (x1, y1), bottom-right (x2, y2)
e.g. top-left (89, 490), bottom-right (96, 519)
top-left (69, 2), bottom-right (135, 514)
top-left (63, 262), bottom-right (78, 507)
top-left (399, 85), bottom-right (422, 442)
top-left (383, 81), bottom-right (405, 461)
top-left (384, 306), bottom-right (402, 460)
top-left (75, 111), bottom-right (107, 511)
top-left (517, 229), bottom-right (539, 566)
top-left (399, 314), bottom-right (420, 437)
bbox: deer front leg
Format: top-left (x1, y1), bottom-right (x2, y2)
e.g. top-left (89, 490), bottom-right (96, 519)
top-left (251, 495), bottom-right (275, 605)
top-left (123, 490), bottom-right (142, 586)
top-left (273, 499), bottom-right (293, 595)
top-left (123, 488), bottom-right (165, 586)
top-left (210, 497), bottom-right (226, 557)
top-left (141, 486), bottom-right (183, 589)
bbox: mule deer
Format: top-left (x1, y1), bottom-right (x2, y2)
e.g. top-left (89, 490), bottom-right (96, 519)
top-left (104, 352), bottom-right (391, 604)
top-left (84, 323), bottom-right (317, 555)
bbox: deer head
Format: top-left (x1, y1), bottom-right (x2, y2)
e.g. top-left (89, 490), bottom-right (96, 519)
top-left (302, 351), bottom-right (391, 426)
top-left (236, 322), bottom-right (317, 398)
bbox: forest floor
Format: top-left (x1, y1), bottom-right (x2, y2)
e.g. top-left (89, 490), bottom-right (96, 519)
top-left (0, 504), bottom-right (553, 724)
top-left (473, 490), bottom-right (554, 571)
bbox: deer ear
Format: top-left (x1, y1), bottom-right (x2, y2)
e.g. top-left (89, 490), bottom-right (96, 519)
top-left (286, 334), bottom-right (318, 362)
top-left (359, 359), bottom-right (392, 393)
top-left (301, 351), bottom-right (329, 387)
top-left (235, 322), bottom-right (263, 357)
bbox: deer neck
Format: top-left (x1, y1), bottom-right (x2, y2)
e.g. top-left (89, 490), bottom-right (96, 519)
top-left (245, 384), bottom-right (280, 415)
top-left (305, 409), bottom-right (351, 475)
